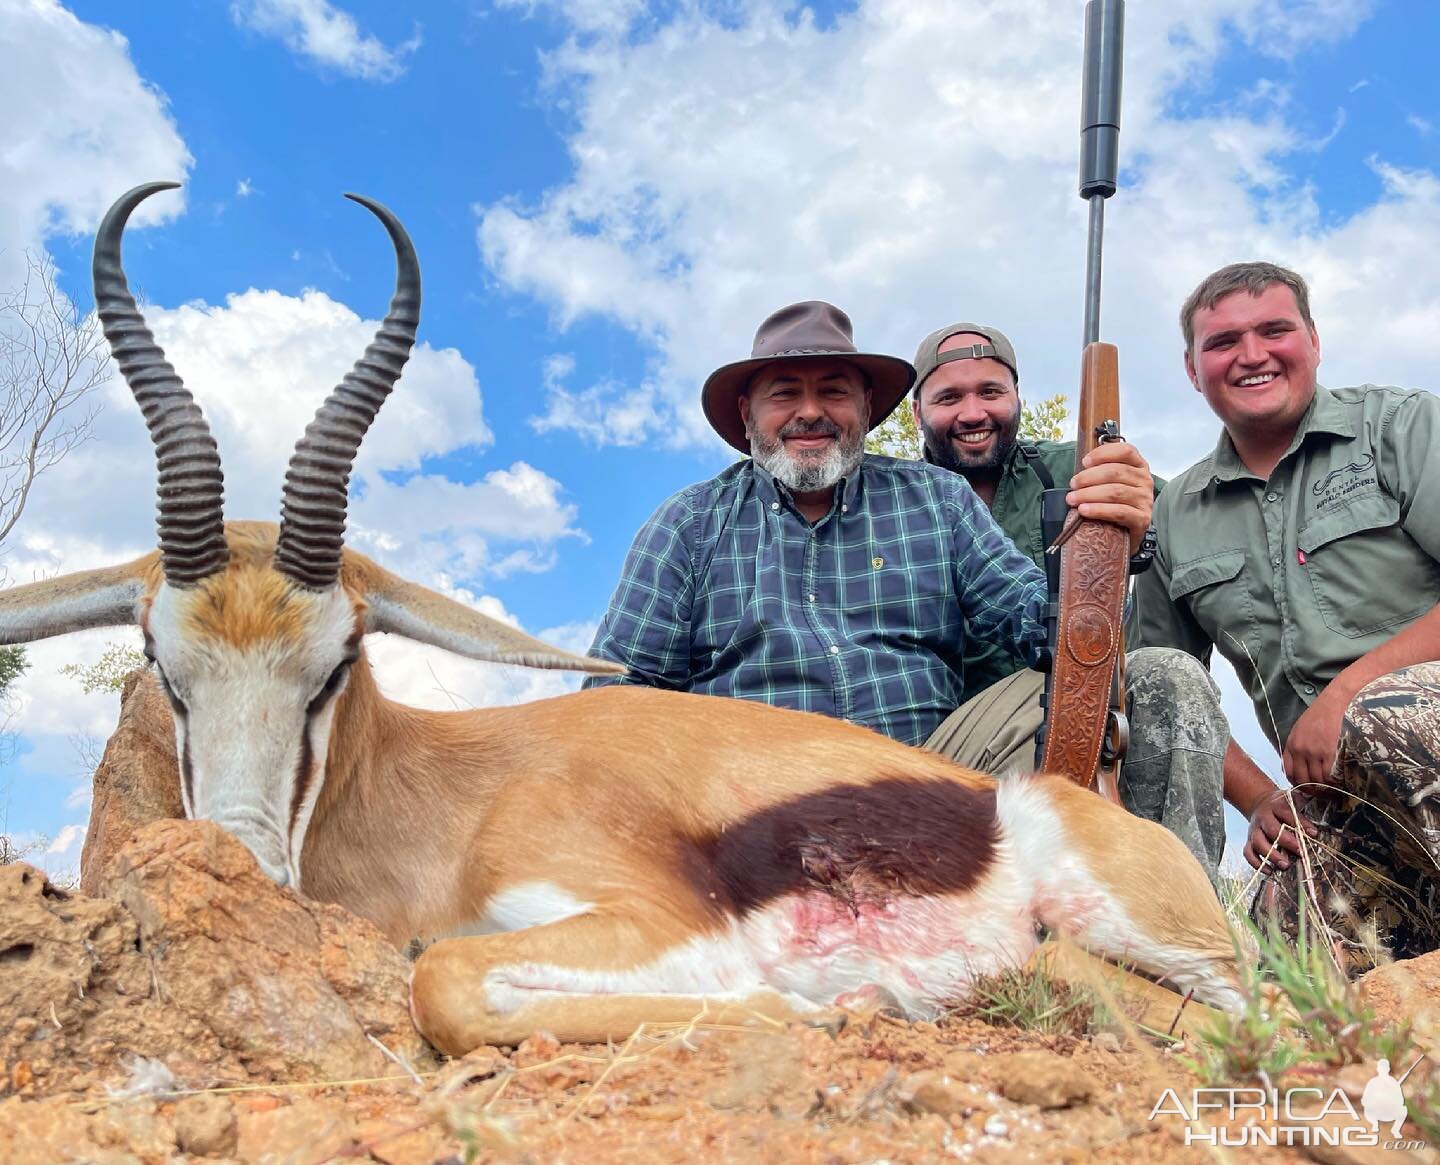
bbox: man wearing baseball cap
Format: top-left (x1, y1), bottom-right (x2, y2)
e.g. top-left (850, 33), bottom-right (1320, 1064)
top-left (586, 301), bottom-right (1152, 776)
top-left (910, 322), bottom-right (1228, 882)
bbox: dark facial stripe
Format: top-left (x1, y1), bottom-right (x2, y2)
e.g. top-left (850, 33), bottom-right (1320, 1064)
top-left (289, 633), bottom-right (360, 838)
top-left (689, 777), bottom-right (998, 918)
top-left (180, 728), bottom-right (194, 809)
top-left (290, 724), bottom-right (314, 839)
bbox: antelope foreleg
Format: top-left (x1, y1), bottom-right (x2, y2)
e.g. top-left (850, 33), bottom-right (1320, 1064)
top-left (410, 911), bottom-right (813, 1054)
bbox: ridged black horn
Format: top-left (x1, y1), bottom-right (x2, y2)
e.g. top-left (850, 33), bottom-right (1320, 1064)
top-left (93, 182), bottom-right (229, 586)
top-left (274, 195), bottom-right (420, 590)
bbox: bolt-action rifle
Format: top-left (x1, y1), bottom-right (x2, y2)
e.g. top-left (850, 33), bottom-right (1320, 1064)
top-left (1035, 0), bottom-right (1129, 803)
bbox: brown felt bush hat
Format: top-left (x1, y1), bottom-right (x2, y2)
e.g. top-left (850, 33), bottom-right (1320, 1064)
top-left (702, 300), bottom-right (916, 453)
top-left (912, 321), bottom-right (1020, 394)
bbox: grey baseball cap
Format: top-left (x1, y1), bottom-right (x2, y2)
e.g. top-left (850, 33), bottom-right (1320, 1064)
top-left (912, 322), bottom-right (1019, 394)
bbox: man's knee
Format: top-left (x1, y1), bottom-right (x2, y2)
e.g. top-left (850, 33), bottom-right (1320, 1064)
top-left (1340, 662), bottom-right (1440, 765)
top-left (1124, 646), bottom-right (1226, 755)
top-left (926, 667), bottom-right (1046, 772)
top-left (1345, 663), bottom-right (1440, 722)
top-left (1126, 646), bottom-right (1219, 701)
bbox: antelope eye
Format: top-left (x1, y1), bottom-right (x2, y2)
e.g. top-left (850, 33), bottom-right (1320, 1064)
top-left (318, 661), bottom-right (351, 700)
top-left (307, 657), bottom-right (357, 716)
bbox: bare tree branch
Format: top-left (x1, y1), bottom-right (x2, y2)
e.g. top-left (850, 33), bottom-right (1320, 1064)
top-left (0, 250), bottom-right (111, 766)
top-left (0, 250), bottom-right (109, 546)
top-left (70, 731), bottom-right (105, 777)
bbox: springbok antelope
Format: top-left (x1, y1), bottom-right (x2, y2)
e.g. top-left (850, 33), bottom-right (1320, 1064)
top-left (0, 183), bottom-right (1246, 1056)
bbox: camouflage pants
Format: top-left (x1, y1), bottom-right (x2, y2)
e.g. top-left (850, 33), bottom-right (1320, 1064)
top-left (1252, 663), bottom-right (1440, 974)
top-left (924, 646), bottom-right (1228, 885)
top-left (1123, 647), bottom-right (1229, 886)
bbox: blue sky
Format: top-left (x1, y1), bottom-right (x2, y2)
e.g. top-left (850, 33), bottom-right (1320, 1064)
top-left (2, 0), bottom-right (1438, 878)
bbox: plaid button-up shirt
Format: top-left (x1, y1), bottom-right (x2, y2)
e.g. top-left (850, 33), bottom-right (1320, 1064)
top-left (586, 455), bottom-right (1049, 746)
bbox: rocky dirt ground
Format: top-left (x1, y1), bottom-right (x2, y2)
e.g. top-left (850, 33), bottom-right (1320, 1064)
top-left (0, 1003), bottom-right (1281, 1165)
top-left (3, 820), bottom-right (1438, 1163)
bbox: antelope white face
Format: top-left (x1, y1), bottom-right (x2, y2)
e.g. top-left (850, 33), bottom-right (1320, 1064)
top-left (145, 574), bottom-right (361, 889)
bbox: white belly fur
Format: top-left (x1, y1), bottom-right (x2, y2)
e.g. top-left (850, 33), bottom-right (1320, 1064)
top-left (480, 854), bottom-right (1039, 1018)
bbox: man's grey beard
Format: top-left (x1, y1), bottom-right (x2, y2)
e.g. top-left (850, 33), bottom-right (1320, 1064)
top-left (749, 417), bottom-right (866, 493)
top-left (921, 411), bottom-right (1021, 479)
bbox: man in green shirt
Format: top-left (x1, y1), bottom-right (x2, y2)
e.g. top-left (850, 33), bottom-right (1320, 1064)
top-left (909, 321), bottom-right (1229, 885)
top-left (1132, 261), bottom-right (1440, 969)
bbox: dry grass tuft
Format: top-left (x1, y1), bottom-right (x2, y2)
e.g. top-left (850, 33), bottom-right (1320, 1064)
top-left (949, 962), bottom-right (1119, 1039)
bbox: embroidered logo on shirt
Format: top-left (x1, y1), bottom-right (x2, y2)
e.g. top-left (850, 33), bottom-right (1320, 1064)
top-left (1312, 454), bottom-right (1376, 497)
top-left (1311, 453), bottom-right (1377, 511)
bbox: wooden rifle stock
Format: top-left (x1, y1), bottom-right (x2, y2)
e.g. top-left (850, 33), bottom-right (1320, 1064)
top-left (1039, 342), bottom-right (1128, 803)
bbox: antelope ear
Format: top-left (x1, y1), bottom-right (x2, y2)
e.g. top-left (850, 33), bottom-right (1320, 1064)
top-left (360, 567), bottom-right (625, 676)
top-left (0, 556), bottom-right (154, 645)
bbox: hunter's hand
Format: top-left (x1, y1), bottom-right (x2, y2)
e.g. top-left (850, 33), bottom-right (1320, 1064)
top-left (1068, 441), bottom-right (1154, 554)
top-left (1282, 686), bottom-right (1348, 788)
top-left (1243, 787), bottom-right (1316, 871)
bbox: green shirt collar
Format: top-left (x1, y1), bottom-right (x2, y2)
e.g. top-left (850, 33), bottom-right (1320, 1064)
top-left (1187, 386), bottom-right (1355, 493)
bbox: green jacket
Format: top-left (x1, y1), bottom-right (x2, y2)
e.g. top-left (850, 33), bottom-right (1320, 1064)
top-left (954, 440), bottom-right (1076, 698)
top-left (1131, 385), bottom-right (1440, 752)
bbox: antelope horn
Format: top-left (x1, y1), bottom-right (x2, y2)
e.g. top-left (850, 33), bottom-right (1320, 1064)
top-left (93, 182), bottom-right (229, 585)
top-left (274, 194), bottom-right (420, 589)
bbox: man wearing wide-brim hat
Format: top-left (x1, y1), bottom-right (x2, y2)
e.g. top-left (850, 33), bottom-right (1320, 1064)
top-left (586, 301), bottom-right (1152, 760)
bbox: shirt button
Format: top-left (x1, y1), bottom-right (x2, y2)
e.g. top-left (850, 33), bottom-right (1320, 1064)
top-left (1304, 684), bottom-right (1316, 694)
top-left (807, 593), bottom-right (816, 602)
top-left (1272, 557), bottom-right (1281, 567)
top-left (841, 504), bottom-right (849, 513)
top-left (1266, 492), bottom-right (1279, 502)
top-left (829, 644), bottom-right (840, 655)
top-left (770, 501), bottom-right (780, 511)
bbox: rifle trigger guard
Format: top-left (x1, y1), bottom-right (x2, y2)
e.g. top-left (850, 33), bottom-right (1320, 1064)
top-left (1100, 708), bottom-right (1130, 766)
top-left (1094, 419), bottom-right (1123, 444)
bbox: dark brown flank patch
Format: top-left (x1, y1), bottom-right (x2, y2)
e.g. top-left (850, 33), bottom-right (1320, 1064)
top-left (690, 777), bottom-right (998, 918)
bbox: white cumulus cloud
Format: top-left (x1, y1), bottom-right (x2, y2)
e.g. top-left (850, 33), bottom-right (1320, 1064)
top-left (230, 0), bottom-right (420, 82)
top-left (529, 352), bottom-right (661, 446)
top-left (46, 822), bottom-right (85, 856)
top-left (477, 0), bottom-right (1440, 475)
top-left (0, 0), bottom-right (192, 282)
top-left (494, 0), bottom-right (647, 39)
